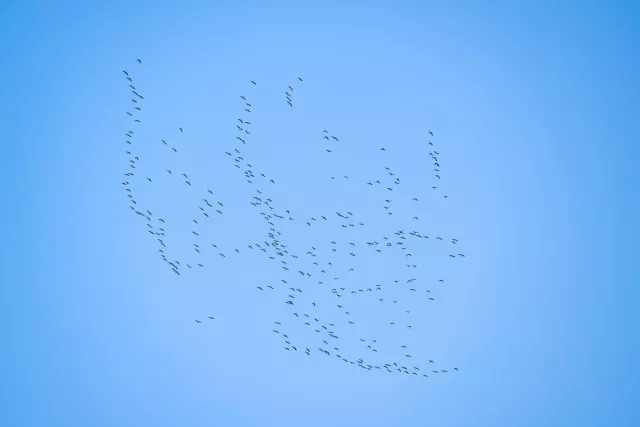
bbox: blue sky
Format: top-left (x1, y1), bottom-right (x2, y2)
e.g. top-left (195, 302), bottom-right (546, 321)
top-left (2, 1), bottom-right (639, 426)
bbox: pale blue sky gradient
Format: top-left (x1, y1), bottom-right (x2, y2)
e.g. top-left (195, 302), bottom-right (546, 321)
top-left (1, 1), bottom-right (639, 426)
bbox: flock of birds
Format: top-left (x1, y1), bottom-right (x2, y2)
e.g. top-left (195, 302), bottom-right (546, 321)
top-left (120, 58), bottom-right (467, 379)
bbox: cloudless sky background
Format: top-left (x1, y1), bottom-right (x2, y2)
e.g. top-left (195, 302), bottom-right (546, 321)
top-left (1, 1), bottom-right (639, 426)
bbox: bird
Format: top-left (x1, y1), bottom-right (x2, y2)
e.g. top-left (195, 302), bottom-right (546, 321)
top-left (119, 69), bottom-right (464, 379)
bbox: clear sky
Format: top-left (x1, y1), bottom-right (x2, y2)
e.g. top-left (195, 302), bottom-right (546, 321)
top-left (2, 1), bottom-right (639, 426)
